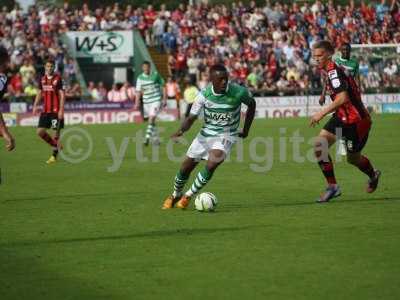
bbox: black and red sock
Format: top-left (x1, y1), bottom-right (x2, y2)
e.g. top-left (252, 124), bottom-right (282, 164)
top-left (39, 132), bottom-right (57, 147)
top-left (356, 155), bottom-right (375, 178)
top-left (318, 155), bottom-right (337, 185)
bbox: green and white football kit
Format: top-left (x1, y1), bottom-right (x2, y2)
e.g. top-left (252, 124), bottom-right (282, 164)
top-left (136, 71), bottom-right (164, 118)
top-left (187, 83), bottom-right (253, 160)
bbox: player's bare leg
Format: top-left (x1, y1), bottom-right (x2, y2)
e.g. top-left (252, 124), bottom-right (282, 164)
top-left (314, 129), bottom-right (341, 203)
top-left (51, 128), bottom-right (63, 161)
top-left (37, 127), bottom-right (57, 147)
top-left (347, 152), bottom-right (381, 193)
top-left (162, 157), bottom-right (199, 209)
top-left (176, 149), bottom-right (225, 209)
top-left (37, 127), bottom-right (59, 164)
top-left (145, 115), bottom-right (158, 146)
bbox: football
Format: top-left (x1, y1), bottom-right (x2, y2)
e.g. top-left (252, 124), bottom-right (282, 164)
top-left (194, 192), bottom-right (218, 212)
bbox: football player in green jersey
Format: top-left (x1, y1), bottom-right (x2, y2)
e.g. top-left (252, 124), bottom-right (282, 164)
top-left (135, 61), bottom-right (167, 146)
top-left (162, 64), bottom-right (256, 209)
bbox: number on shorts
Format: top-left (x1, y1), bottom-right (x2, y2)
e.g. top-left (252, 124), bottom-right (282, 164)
top-left (51, 119), bottom-right (58, 129)
top-left (346, 140), bottom-right (353, 151)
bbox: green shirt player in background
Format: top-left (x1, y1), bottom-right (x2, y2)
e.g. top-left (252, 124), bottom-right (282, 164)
top-left (320, 43), bottom-right (360, 155)
top-left (334, 43), bottom-right (360, 80)
top-left (135, 61), bottom-right (167, 146)
top-left (162, 64), bottom-right (256, 209)
top-left (320, 43), bottom-right (360, 104)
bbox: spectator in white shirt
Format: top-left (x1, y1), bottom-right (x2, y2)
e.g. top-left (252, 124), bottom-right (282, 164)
top-left (120, 81), bottom-right (136, 102)
top-left (107, 83), bottom-right (124, 102)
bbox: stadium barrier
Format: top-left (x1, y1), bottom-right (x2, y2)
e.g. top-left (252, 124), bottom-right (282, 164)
top-left (2, 93), bottom-right (399, 127)
top-left (250, 93), bottom-right (400, 118)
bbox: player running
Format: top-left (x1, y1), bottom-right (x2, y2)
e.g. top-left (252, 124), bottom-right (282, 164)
top-left (33, 59), bottom-right (65, 164)
top-left (320, 43), bottom-right (360, 155)
top-left (310, 40), bottom-right (381, 203)
top-left (0, 46), bottom-right (15, 152)
top-left (162, 64), bottom-right (256, 209)
top-left (135, 61), bottom-right (167, 146)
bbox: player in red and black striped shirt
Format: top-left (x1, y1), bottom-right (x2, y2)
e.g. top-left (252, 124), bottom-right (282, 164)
top-left (0, 46), bottom-right (15, 152)
top-left (310, 40), bottom-right (381, 203)
top-left (33, 59), bottom-right (65, 164)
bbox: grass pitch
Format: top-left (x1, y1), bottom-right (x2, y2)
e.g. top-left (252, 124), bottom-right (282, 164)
top-left (1, 114), bottom-right (399, 300)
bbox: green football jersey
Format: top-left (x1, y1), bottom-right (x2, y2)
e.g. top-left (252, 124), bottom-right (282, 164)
top-left (190, 83), bottom-right (253, 137)
top-left (136, 71), bottom-right (165, 104)
top-left (334, 56), bottom-right (359, 78)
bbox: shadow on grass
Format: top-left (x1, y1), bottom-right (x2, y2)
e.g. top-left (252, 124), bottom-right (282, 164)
top-left (0, 225), bottom-right (262, 248)
top-left (224, 196), bottom-right (400, 209)
top-left (0, 249), bottom-right (116, 300)
top-left (1, 192), bottom-right (132, 203)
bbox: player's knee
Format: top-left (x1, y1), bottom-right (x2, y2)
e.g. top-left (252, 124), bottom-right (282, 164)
top-left (314, 139), bottom-right (323, 150)
top-left (314, 137), bottom-right (330, 157)
top-left (313, 141), bottom-right (322, 157)
top-left (36, 128), bottom-right (45, 136)
top-left (208, 157), bottom-right (224, 169)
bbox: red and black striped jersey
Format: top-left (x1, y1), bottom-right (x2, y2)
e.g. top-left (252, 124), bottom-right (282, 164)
top-left (324, 61), bottom-right (369, 124)
top-left (39, 74), bottom-right (64, 113)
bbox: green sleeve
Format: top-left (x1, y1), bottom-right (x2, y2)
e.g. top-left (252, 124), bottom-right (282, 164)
top-left (354, 61), bottom-right (359, 77)
top-left (240, 87), bottom-right (253, 105)
top-left (157, 73), bottom-right (165, 86)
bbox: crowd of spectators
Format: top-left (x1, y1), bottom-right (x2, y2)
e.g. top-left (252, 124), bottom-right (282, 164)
top-left (0, 0), bottom-right (399, 103)
top-left (149, 0), bottom-right (400, 95)
top-left (88, 81), bottom-right (136, 102)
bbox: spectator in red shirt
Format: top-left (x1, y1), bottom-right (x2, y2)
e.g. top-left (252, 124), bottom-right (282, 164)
top-left (8, 73), bottom-right (23, 98)
top-left (171, 4), bottom-right (185, 23)
top-left (144, 5), bottom-right (157, 27)
top-left (175, 50), bottom-right (187, 80)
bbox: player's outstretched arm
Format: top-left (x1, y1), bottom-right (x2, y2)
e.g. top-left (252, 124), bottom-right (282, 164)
top-left (319, 80), bottom-right (327, 106)
top-left (310, 91), bottom-right (349, 127)
top-left (58, 89), bottom-right (65, 120)
top-left (239, 98), bottom-right (256, 138)
top-left (134, 91), bottom-right (142, 110)
top-left (32, 90), bottom-right (42, 115)
top-left (171, 114), bottom-right (197, 139)
top-left (0, 112), bottom-right (15, 151)
top-left (162, 85), bottom-right (167, 107)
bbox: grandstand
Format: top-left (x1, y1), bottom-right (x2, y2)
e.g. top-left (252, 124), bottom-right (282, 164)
top-left (1, 0), bottom-right (399, 106)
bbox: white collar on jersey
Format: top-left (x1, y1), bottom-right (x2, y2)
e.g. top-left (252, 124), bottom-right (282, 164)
top-left (211, 82), bottom-right (230, 96)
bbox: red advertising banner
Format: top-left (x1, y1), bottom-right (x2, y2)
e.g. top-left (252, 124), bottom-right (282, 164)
top-left (17, 109), bottom-right (180, 126)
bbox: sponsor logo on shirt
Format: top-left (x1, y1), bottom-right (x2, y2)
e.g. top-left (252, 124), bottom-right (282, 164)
top-left (208, 112), bottom-right (232, 122)
top-left (328, 70), bottom-right (338, 79)
top-left (332, 78), bottom-right (341, 88)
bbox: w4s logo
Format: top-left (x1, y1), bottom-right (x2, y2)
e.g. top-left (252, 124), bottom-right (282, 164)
top-left (208, 112), bottom-right (232, 122)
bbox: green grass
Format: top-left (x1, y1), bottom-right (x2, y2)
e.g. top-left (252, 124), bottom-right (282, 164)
top-left (1, 114), bottom-right (400, 300)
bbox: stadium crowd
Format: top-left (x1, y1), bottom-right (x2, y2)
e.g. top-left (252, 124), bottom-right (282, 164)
top-left (0, 0), bottom-right (399, 102)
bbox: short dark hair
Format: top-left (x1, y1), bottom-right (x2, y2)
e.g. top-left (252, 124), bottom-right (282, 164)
top-left (142, 61), bottom-right (151, 66)
top-left (312, 40), bottom-right (335, 54)
top-left (342, 42), bottom-right (351, 50)
top-left (210, 64), bottom-right (227, 74)
top-left (0, 46), bottom-right (9, 62)
top-left (45, 58), bottom-right (55, 65)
